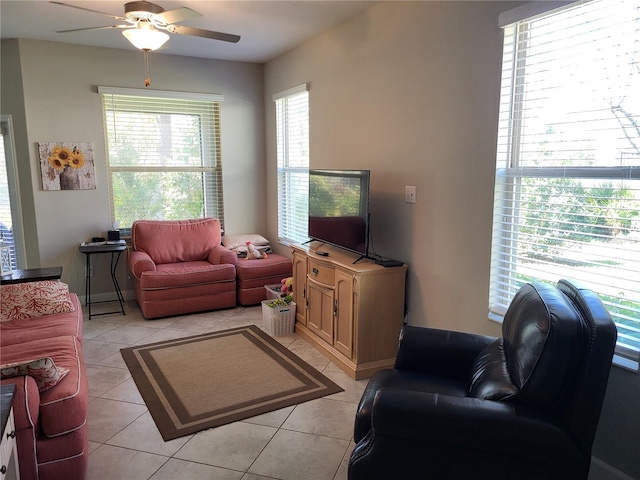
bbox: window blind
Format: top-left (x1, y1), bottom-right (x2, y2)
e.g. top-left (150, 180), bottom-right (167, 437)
top-left (491, 0), bottom-right (640, 367)
top-left (100, 88), bottom-right (224, 231)
top-left (274, 84), bottom-right (309, 245)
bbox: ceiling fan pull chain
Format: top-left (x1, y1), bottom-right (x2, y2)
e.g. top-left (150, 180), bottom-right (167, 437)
top-left (143, 49), bottom-right (151, 87)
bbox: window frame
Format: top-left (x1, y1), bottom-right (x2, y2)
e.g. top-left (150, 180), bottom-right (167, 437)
top-left (273, 84), bottom-right (310, 245)
top-left (490, 0), bottom-right (640, 371)
top-left (0, 115), bottom-right (26, 269)
top-left (99, 86), bottom-right (225, 232)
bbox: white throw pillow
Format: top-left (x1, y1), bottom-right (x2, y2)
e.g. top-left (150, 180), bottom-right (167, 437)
top-left (221, 234), bottom-right (270, 250)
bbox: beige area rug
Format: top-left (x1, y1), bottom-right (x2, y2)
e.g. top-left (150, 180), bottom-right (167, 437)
top-left (120, 325), bottom-right (343, 441)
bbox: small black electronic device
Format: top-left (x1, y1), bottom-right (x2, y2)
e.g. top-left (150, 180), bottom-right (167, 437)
top-left (376, 259), bottom-right (403, 268)
top-left (315, 251), bottom-right (329, 257)
top-left (108, 230), bottom-right (120, 241)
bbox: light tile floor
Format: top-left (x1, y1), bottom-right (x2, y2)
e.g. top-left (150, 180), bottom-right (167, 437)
top-left (84, 301), bottom-right (363, 480)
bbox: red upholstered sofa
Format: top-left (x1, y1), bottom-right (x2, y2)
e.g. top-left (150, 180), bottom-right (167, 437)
top-left (0, 287), bottom-right (88, 480)
top-left (129, 218), bottom-right (237, 319)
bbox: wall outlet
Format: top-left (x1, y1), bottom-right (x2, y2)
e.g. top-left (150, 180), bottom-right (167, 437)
top-left (405, 186), bottom-right (416, 204)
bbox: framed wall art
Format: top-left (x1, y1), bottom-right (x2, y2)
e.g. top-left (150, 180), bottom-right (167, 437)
top-left (38, 142), bottom-right (97, 191)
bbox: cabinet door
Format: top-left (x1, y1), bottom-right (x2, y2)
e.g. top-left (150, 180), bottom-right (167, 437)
top-left (307, 278), bottom-right (334, 345)
top-left (292, 251), bottom-right (308, 325)
top-left (334, 270), bottom-right (354, 358)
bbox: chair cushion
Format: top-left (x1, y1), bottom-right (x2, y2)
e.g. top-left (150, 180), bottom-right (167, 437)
top-left (132, 218), bottom-right (222, 264)
top-left (139, 261), bottom-right (236, 290)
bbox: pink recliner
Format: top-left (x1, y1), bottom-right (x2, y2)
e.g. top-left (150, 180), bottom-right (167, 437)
top-left (129, 218), bottom-right (237, 319)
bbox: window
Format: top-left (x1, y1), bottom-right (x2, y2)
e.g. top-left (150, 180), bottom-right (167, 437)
top-left (0, 116), bottom-right (25, 269)
top-left (491, 0), bottom-right (640, 369)
top-left (274, 84), bottom-right (309, 244)
top-left (100, 87), bottom-right (224, 232)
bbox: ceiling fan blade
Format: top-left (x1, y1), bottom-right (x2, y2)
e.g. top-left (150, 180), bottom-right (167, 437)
top-left (166, 25), bottom-right (240, 43)
top-left (154, 7), bottom-right (202, 25)
top-left (49, 2), bottom-right (128, 22)
top-left (56, 25), bottom-right (130, 34)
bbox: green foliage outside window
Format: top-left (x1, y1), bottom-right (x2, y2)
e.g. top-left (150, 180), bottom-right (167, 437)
top-left (112, 172), bottom-right (205, 227)
top-left (518, 178), bottom-right (638, 259)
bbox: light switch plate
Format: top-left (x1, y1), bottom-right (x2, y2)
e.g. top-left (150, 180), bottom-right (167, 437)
top-left (405, 186), bottom-right (416, 204)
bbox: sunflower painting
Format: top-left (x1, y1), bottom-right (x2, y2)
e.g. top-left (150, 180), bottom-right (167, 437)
top-left (38, 142), bottom-right (96, 191)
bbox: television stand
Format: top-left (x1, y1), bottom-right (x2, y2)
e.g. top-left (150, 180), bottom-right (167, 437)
top-left (291, 243), bottom-right (407, 379)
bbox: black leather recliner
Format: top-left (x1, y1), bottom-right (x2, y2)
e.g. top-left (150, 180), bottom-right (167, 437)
top-left (349, 280), bottom-right (617, 480)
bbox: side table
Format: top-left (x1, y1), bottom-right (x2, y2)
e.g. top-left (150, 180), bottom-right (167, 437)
top-left (1, 384), bottom-right (20, 479)
top-left (78, 243), bottom-right (126, 319)
top-left (0, 266), bottom-right (62, 285)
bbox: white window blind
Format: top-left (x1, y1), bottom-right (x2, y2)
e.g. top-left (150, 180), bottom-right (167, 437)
top-left (274, 84), bottom-right (309, 245)
top-left (100, 87), bottom-right (224, 231)
top-left (490, 0), bottom-right (640, 367)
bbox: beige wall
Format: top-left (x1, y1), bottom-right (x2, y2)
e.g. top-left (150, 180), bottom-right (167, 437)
top-left (265, 1), bottom-right (517, 336)
top-left (1, 40), bottom-right (40, 266)
top-left (1, 39), bottom-right (265, 296)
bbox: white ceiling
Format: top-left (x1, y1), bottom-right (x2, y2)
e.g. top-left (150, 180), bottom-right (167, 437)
top-left (0, 0), bottom-right (378, 63)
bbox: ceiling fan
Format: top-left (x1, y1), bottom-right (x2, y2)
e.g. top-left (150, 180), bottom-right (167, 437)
top-left (52, 1), bottom-right (240, 86)
top-left (52, 1), bottom-right (241, 49)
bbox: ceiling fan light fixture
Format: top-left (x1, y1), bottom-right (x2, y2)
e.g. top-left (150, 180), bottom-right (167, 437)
top-left (122, 25), bottom-right (169, 50)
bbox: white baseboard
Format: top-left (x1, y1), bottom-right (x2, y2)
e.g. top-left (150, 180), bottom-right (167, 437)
top-left (590, 457), bottom-right (636, 480)
top-left (79, 289), bottom-right (135, 305)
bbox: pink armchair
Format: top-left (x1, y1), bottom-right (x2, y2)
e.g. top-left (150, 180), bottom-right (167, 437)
top-left (129, 218), bottom-right (237, 319)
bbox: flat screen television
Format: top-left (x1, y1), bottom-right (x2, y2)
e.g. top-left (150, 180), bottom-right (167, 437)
top-left (308, 169), bottom-right (370, 259)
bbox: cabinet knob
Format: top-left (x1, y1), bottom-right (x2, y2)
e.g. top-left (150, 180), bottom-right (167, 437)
top-left (1, 465), bottom-right (6, 475)
top-left (312, 268), bottom-right (319, 275)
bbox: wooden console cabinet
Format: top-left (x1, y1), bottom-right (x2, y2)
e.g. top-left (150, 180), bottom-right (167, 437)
top-left (291, 243), bottom-right (407, 379)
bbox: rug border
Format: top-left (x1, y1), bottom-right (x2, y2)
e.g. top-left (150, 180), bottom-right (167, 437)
top-left (120, 325), bottom-right (344, 441)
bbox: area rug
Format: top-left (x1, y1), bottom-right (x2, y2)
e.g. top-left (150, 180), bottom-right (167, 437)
top-left (120, 325), bottom-right (343, 441)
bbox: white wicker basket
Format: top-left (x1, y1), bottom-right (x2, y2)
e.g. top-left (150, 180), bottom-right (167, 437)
top-left (264, 284), bottom-right (285, 300)
top-left (261, 300), bottom-right (296, 336)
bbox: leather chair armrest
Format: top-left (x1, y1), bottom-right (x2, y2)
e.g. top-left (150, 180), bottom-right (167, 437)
top-left (208, 244), bottom-right (238, 266)
top-left (128, 250), bottom-right (156, 279)
top-left (394, 325), bottom-right (496, 380)
top-left (372, 389), bottom-right (562, 446)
